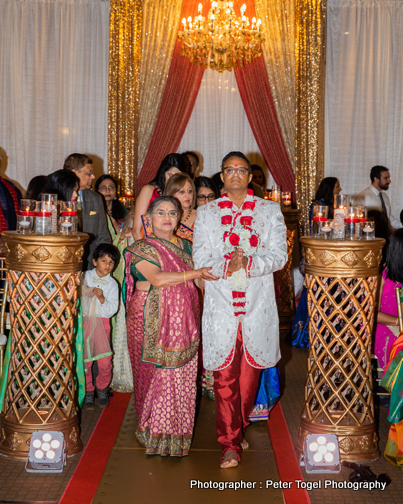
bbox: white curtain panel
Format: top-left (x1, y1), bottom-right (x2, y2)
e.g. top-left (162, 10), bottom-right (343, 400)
top-left (178, 68), bottom-right (275, 187)
top-left (0, 0), bottom-right (110, 192)
top-left (325, 0), bottom-right (403, 219)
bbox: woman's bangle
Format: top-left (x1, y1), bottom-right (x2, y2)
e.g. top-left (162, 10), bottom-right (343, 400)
top-left (183, 271), bottom-right (187, 287)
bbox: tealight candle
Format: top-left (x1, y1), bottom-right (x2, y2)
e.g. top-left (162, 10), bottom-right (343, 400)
top-left (320, 221), bottom-right (333, 239)
top-left (17, 215), bottom-right (34, 234)
top-left (312, 205), bottom-right (328, 236)
top-left (282, 191), bottom-right (292, 207)
top-left (362, 222), bottom-right (375, 239)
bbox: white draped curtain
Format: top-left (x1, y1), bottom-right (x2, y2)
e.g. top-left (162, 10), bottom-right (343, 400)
top-left (178, 68), bottom-right (275, 187)
top-left (0, 0), bottom-right (110, 191)
top-left (325, 0), bottom-right (403, 219)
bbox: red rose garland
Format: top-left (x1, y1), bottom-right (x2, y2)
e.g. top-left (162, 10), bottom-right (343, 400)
top-left (219, 189), bottom-right (260, 303)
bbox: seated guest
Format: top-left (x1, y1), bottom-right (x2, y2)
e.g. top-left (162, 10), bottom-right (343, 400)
top-left (125, 196), bottom-right (214, 456)
top-left (290, 176), bottom-right (341, 348)
top-left (182, 151), bottom-right (200, 178)
top-left (309, 176), bottom-right (341, 222)
top-left (41, 170), bottom-right (79, 201)
top-left (0, 160), bottom-right (22, 233)
top-left (353, 165), bottom-right (402, 229)
top-left (132, 153), bottom-right (187, 240)
top-left (164, 173), bottom-right (197, 240)
top-left (26, 175), bottom-right (48, 200)
top-left (95, 174), bottom-right (128, 234)
top-left (63, 153), bottom-right (111, 270)
top-left (373, 229), bottom-right (403, 370)
top-left (195, 176), bottom-right (220, 207)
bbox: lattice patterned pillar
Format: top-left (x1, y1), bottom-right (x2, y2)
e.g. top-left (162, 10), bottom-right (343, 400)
top-left (297, 237), bottom-right (385, 463)
top-left (0, 232), bottom-right (88, 459)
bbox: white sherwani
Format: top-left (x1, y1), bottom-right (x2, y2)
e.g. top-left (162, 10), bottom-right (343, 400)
top-left (193, 197), bottom-right (288, 371)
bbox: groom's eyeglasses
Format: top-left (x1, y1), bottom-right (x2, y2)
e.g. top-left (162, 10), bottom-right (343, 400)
top-left (197, 194), bottom-right (216, 202)
top-left (224, 167), bottom-right (249, 176)
top-left (153, 210), bottom-right (179, 218)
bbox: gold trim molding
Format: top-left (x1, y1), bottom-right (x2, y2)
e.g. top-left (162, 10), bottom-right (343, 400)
top-left (301, 237), bottom-right (385, 277)
top-left (2, 232), bottom-right (89, 273)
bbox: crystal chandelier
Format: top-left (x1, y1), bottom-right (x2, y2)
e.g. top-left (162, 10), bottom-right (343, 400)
top-left (178, 1), bottom-right (265, 72)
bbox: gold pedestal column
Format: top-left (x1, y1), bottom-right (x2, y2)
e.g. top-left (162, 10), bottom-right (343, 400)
top-left (297, 237), bottom-right (384, 463)
top-left (0, 232), bottom-right (88, 460)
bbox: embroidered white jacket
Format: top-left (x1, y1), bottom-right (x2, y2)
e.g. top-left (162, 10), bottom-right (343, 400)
top-left (193, 197), bottom-right (288, 370)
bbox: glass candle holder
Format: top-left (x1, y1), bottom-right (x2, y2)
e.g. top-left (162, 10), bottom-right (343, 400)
top-left (271, 185), bottom-right (281, 203)
top-left (331, 219), bottom-right (345, 240)
top-left (264, 189), bottom-right (271, 200)
top-left (320, 220), bottom-right (334, 239)
top-left (61, 201), bottom-right (77, 215)
top-left (41, 194), bottom-right (58, 234)
top-left (344, 207), bottom-right (360, 240)
top-left (282, 191), bottom-right (292, 207)
top-left (17, 215), bottom-right (34, 234)
top-left (60, 215), bottom-right (77, 235)
top-left (362, 221), bottom-right (375, 239)
top-left (20, 199), bottom-right (36, 216)
top-left (355, 205), bottom-right (367, 222)
top-left (311, 205), bottom-right (328, 236)
top-left (35, 210), bottom-right (52, 235)
top-left (334, 194), bottom-right (350, 213)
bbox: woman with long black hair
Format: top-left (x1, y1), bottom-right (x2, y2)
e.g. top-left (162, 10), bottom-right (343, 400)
top-left (131, 154), bottom-right (187, 240)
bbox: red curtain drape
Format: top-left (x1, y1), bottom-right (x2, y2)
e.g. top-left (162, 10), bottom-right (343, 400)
top-left (136, 0), bottom-right (205, 192)
top-left (234, 1), bottom-right (295, 194)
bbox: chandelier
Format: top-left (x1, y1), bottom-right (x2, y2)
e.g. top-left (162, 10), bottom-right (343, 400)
top-left (178, 1), bottom-right (265, 72)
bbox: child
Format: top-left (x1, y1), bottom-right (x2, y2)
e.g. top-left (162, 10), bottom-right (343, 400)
top-left (81, 243), bottom-right (119, 409)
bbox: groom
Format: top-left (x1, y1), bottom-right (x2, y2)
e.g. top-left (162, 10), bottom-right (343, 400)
top-left (193, 151), bottom-right (288, 468)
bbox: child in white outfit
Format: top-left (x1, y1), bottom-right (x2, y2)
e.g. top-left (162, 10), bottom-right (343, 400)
top-left (81, 244), bottom-right (119, 408)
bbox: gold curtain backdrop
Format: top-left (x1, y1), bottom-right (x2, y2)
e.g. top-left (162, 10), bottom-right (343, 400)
top-left (108, 0), bottom-right (142, 196)
top-left (107, 0), bottom-right (327, 218)
top-left (295, 0), bottom-right (327, 234)
top-left (255, 0), bottom-right (295, 173)
top-left (138, 0), bottom-right (184, 174)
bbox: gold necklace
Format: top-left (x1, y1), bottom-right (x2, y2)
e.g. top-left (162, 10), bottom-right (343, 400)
top-left (170, 235), bottom-right (178, 244)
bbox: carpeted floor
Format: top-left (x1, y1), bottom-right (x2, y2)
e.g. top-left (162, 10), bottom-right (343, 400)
top-left (92, 395), bottom-right (285, 504)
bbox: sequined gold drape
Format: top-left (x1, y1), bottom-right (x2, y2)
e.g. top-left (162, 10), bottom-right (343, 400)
top-left (295, 0), bottom-right (327, 235)
top-left (108, 0), bottom-right (142, 196)
top-left (138, 0), bottom-right (183, 174)
top-left (255, 0), bottom-right (295, 173)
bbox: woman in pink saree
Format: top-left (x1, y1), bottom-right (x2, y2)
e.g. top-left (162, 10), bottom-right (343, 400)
top-left (125, 196), bottom-right (215, 457)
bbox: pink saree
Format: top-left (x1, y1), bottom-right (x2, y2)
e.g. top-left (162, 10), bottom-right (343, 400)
top-left (125, 237), bottom-right (200, 456)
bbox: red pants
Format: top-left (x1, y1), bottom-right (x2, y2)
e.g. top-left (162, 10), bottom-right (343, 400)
top-left (213, 323), bottom-right (261, 460)
top-left (85, 318), bottom-right (112, 392)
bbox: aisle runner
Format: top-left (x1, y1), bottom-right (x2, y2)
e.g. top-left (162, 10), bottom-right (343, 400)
top-left (59, 393), bottom-right (131, 504)
top-left (268, 402), bottom-right (311, 504)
